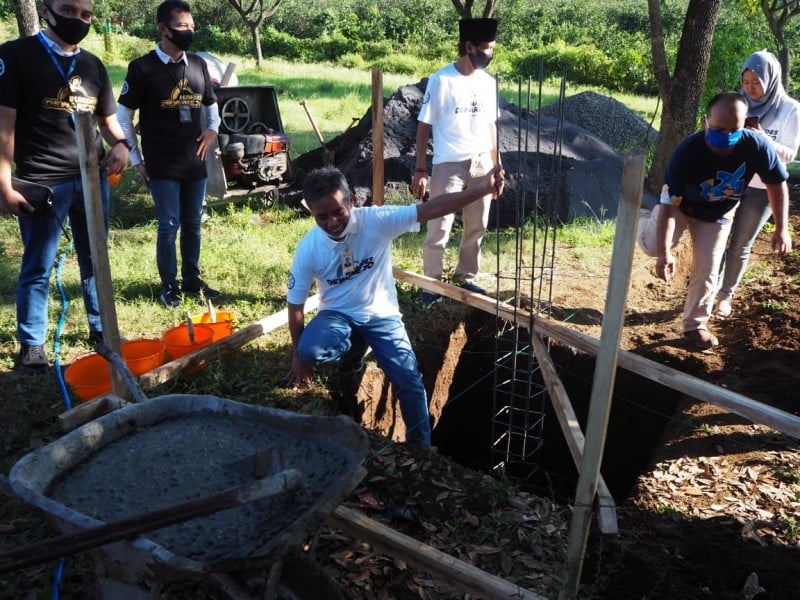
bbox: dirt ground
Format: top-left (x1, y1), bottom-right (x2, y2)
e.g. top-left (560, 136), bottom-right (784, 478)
top-left (1, 196), bottom-right (797, 599)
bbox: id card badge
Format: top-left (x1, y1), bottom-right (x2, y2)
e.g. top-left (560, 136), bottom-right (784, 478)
top-left (340, 250), bottom-right (355, 275)
top-left (178, 103), bottom-right (192, 124)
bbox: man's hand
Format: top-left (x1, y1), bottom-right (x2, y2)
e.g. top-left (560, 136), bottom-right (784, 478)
top-left (411, 171), bottom-right (428, 200)
top-left (134, 163), bottom-right (150, 186)
top-left (286, 354), bottom-right (313, 389)
top-left (196, 129), bottom-right (218, 161)
top-left (655, 252), bottom-right (675, 282)
top-left (100, 143), bottom-right (129, 175)
top-left (479, 164), bottom-right (505, 199)
top-left (771, 228), bottom-right (792, 256)
top-left (0, 187), bottom-right (34, 216)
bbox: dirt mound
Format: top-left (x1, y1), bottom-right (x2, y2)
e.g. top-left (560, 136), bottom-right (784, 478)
top-left (292, 81), bottom-right (661, 223)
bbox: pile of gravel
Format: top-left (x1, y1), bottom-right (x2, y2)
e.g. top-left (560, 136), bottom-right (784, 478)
top-left (536, 90), bottom-right (658, 152)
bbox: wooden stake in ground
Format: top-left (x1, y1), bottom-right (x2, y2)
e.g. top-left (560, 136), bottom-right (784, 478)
top-left (559, 147), bottom-right (646, 600)
top-left (74, 112), bottom-right (126, 399)
top-left (371, 68), bottom-right (384, 206)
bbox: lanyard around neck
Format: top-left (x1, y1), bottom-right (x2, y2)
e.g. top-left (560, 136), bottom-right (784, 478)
top-left (37, 31), bottom-right (77, 85)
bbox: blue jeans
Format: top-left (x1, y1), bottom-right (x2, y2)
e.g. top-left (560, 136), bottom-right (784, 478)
top-left (718, 188), bottom-right (771, 302)
top-left (296, 310), bottom-right (431, 448)
top-left (17, 177), bottom-right (110, 345)
top-left (149, 178), bottom-right (207, 289)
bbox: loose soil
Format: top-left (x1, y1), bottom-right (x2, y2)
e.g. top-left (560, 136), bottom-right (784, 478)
top-left (2, 203), bottom-right (798, 599)
top-left (305, 194), bottom-right (800, 599)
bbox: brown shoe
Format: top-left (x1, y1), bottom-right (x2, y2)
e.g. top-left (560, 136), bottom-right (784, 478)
top-left (683, 329), bottom-right (719, 350)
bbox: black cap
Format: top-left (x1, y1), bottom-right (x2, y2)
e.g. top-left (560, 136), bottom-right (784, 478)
top-left (459, 18), bottom-right (498, 45)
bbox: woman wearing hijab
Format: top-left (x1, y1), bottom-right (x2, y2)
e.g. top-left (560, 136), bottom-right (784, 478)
top-left (715, 50), bottom-right (800, 318)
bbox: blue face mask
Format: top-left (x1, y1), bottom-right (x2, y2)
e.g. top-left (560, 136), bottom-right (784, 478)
top-left (706, 128), bottom-right (744, 149)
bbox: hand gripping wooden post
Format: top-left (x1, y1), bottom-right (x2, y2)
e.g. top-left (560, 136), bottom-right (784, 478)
top-left (558, 147), bottom-right (646, 599)
top-left (74, 112), bottom-right (126, 399)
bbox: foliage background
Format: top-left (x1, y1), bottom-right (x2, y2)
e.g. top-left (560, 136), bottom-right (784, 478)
top-left (2, 0), bottom-right (799, 102)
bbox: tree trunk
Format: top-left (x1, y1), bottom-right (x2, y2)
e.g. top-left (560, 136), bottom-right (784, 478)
top-left (647, 0), bottom-right (723, 194)
top-left (14, 0), bottom-right (39, 37)
top-left (251, 24), bottom-right (263, 69)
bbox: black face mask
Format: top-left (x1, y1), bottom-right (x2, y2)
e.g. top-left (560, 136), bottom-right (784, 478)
top-left (45, 4), bottom-right (91, 45)
top-left (468, 48), bottom-right (493, 70)
top-left (167, 27), bottom-right (194, 51)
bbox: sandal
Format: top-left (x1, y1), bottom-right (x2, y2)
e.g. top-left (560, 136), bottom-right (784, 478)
top-left (714, 299), bottom-right (732, 318)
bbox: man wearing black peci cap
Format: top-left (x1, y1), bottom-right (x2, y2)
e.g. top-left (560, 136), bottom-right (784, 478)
top-left (411, 18), bottom-right (499, 308)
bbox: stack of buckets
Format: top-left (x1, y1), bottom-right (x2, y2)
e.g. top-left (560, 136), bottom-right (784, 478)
top-left (64, 310), bottom-right (237, 402)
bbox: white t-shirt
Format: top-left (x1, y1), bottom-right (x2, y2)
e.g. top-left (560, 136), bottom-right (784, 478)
top-left (287, 205), bottom-right (420, 321)
top-left (418, 63), bottom-right (497, 164)
top-left (749, 94), bottom-right (800, 189)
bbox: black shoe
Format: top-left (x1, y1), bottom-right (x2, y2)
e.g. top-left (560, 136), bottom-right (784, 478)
top-left (182, 279), bottom-right (221, 299)
top-left (19, 344), bottom-right (48, 371)
top-left (458, 280), bottom-right (487, 295)
top-left (159, 283), bottom-right (182, 308)
top-left (418, 291), bottom-right (442, 308)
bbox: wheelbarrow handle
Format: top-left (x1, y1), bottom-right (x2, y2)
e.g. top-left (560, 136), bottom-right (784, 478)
top-left (0, 468), bottom-right (303, 574)
top-left (95, 342), bottom-right (149, 403)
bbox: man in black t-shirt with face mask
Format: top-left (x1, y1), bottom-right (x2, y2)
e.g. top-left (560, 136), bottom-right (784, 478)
top-left (0, 0), bottom-right (129, 371)
top-left (117, 0), bottom-right (221, 308)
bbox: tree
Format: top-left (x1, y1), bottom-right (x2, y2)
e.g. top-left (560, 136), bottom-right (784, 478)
top-left (14, 0), bottom-right (39, 37)
top-left (759, 0), bottom-right (800, 88)
top-left (647, 0), bottom-right (724, 194)
top-left (450, 0), bottom-right (499, 19)
top-left (226, 0), bottom-right (283, 68)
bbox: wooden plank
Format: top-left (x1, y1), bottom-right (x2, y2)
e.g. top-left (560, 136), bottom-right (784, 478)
top-left (329, 505), bottom-right (545, 600)
top-left (371, 69), bottom-right (384, 206)
top-left (0, 469), bottom-right (302, 574)
top-left (392, 267), bottom-right (800, 440)
top-left (57, 394), bottom-right (127, 431)
top-left (74, 113), bottom-right (126, 399)
top-left (530, 334), bottom-right (618, 534)
top-left (560, 147), bottom-right (644, 599)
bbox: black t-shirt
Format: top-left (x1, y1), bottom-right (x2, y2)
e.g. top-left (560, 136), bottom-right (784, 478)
top-left (665, 130), bottom-right (787, 222)
top-left (0, 34), bottom-right (117, 186)
top-left (118, 51), bottom-right (216, 180)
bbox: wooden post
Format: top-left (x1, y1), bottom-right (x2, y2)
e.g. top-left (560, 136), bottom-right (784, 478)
top-left (74, 112), bottom-right (126, 399)
top-left (559, 147), bottom-right (646, 599)
top-left (371, 69), bottom-right (384, 206)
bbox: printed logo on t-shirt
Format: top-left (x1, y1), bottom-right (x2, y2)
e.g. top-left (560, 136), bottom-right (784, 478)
top-left (160, 77), bottom-right (203, 110)
top-left (41, 76), bottom-right (98, 113)
top-left (699, 163), bottom-right (747, 201)
top-left (326, 256), bottom-right (375, 285)
top-left (120, 80), bottom-right (129, 96)
top-left (455, 93), bottom-right (485, 116)
top-left (422, 91), bottom-right (430, 105)
top-left (0, 59), bottom-right (5, 77)
top-left (288, 272), bottom-right (295, 290)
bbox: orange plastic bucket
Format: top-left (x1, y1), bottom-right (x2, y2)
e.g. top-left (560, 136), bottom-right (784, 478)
top-left (163, 323), bottom-right (214, 359)
top-left (121, 339), bottom-right (166, 376)
top-left (190, 311), bottom-right (236, 341)
top-left (64, 353), bottom-right (112, 402)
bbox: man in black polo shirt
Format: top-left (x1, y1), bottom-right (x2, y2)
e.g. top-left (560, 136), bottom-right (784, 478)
top-left (117, 0), bottom-right (221, 308)
top-left (0, 0), bottom-right (130, 370)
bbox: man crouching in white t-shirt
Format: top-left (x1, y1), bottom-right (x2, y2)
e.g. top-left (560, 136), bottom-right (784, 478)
top-left (286, 165), bottom-right (504, 450)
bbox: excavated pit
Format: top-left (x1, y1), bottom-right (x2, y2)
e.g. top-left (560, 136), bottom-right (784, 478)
top-left (358, 309), bottom-right (682, 503)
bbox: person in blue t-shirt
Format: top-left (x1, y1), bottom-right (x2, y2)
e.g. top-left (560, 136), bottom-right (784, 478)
top-left (638, 91), bottom-right (791, 350)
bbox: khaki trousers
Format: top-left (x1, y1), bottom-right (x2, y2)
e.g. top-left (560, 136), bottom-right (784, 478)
top-left (423, 155), bottom-right (493, 281)
top-left (637, 204), bottom-right (736, 333)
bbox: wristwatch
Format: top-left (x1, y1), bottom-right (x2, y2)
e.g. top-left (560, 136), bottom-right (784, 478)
top-left (113, 138), bottom-right (133, 151)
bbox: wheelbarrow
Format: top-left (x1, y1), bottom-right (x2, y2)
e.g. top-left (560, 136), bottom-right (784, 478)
top-left (3, 344), bottom-right (369, 598)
